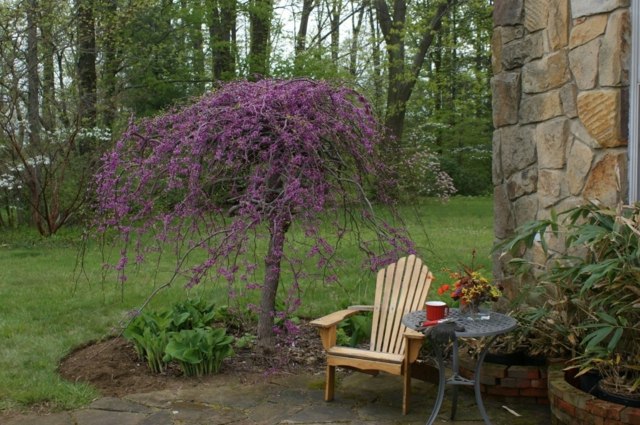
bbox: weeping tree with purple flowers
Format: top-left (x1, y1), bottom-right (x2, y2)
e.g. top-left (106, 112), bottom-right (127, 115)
top-left (94, 78), bottom-right (414, 353)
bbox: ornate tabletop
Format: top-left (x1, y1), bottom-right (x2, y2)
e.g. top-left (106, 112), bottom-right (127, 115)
top-left (402, 308), bottom-right (517, 338)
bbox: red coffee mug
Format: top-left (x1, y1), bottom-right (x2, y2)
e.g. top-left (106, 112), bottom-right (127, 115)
top-left (425, 301), bottom-right (449, 321)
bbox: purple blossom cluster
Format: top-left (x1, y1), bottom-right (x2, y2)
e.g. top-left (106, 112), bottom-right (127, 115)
top-left (93, 79), bottom-right (414, 324)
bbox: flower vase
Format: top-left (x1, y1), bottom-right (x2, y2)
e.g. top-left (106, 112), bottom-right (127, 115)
top-left (460, 301), bottom-right (484, 320)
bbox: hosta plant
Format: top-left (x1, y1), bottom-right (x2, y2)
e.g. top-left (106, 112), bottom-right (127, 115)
top-left (123, 310), bottom-right (173, 373)
top-left (123, 297), bottom-right (234, 375)
top-left (170, 297), bottom-right (217, 331)
top-left (163, 327), bottom-right (235, 376)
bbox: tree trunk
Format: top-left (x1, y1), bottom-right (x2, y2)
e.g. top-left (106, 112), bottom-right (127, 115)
top-left (295, 0), bottom-right (314, 56)
top-left (248, 0), bottom-right (272, 77)
top-left (40, 0), bottom-right (56, 132)
top-left (100, 0), bottom-right (119, 130)
top-left (368, 5), bottom-right (383, 112)
top-left (256, 219), bottom-right (289, 353)
top-left (329, 0), bottom-right (341, 65)
top-left (26, 0), bottom-right (42, 230)
top-left (76, 0), bottom-right (97, 134)
top-left (348, 1), bottom-right (365, 76)
top-left (26, 0), bottom-right (41, 146)
top-left (375, 0), bottom-right (453, 146)
top-left (208, 0), bottom-right (236, 81)
top-left (191, 3), bottom-right (206, 93)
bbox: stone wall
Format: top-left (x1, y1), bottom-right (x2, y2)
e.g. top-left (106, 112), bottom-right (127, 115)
top-left (491, 0), bottom-right (631, 292)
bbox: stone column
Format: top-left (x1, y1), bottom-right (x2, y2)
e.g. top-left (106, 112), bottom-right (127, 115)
top-left (491, 0), bottom-right (631, 291)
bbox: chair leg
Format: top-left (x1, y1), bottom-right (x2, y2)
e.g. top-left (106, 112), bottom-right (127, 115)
top-left (325, 365), bottom-right (336, 401)
top-left (403, 363), bottom-right (411, 415)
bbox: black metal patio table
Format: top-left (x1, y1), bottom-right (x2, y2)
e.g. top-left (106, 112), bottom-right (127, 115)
top-left (402, 309), bottom-right (517, 425)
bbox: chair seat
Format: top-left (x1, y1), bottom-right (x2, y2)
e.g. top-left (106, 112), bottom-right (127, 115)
top-left (327, 346), bottom-right (405, 375)
top-left (327, 346), bottom-right (404, 364)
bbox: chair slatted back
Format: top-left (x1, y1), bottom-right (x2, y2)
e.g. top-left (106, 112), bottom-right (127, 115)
top-left (370, 255), bottom-right (433, 355)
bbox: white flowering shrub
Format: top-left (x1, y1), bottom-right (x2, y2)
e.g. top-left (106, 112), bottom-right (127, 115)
top-left (0, 125), bottom-right (111, 233)
top-left (396, 133), bottom-right (457, 200)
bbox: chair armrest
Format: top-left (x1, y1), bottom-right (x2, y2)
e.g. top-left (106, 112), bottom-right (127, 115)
top-left (310, 308), bottom-right (363, 328)
top-left (403, 329), bottom-right (426, 363)
top-left (403, 328), bottom-right (425, 340)
top-left (347, 304), bottom-right (374, 312)
top-left (310, 307), bottom-right (372, 350)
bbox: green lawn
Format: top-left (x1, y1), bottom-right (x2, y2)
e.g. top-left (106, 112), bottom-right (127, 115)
top-left (0, 196), bottom-right (493, 412)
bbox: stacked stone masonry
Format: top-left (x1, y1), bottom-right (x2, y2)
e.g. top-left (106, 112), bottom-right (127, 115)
top-left (491, 0), bottom-right (631, 292)
top-left (458, 353), bottom-right (549, 404)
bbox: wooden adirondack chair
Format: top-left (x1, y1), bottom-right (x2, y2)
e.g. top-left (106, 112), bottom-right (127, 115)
top-left (310, 255), bottom-right (434, 415)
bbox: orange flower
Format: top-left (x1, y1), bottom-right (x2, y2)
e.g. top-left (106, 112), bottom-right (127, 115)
top-left (437, 284), bottom-right (450, 295)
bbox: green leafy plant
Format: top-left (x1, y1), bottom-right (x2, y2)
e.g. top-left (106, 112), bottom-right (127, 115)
top-left (234, 333), bottom-right (256, 349)
top-left (123, 311), bottom-right (173, 373)
top-left (498, 202), bottom-right (640, 396)
top-left (123, 297), bottom-right (235, 376)
top-left (338, 313), bottom-right (372, 347)
top-left (163, 327), bottom-right (235, 376)
top-left (170, 297), bottom-right (216, 330)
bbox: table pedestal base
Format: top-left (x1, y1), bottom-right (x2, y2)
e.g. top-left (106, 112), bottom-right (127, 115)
top-left (426, 335), bottom-right (499, 425)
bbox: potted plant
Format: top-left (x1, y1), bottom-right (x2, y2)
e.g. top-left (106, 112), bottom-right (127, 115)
top-left (498, 202), bottom-right (640, 406)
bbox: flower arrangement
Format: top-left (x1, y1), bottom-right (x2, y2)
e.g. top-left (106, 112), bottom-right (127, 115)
top-left (438, 252), bottom-right (502, 313)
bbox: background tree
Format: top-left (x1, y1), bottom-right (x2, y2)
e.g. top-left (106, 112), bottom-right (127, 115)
top-left (94, 79), bottom-right (414, 352)
top-left (207, 0), bottom-right (237, 80)
top-left (374, 0), bottom-right (455, 148)
top-left (76, 0), bottom-right (97, 132)
top-left (411, 0), bottom-right (493, 195)
top-left (26, 0), bottom-right (41, 147)
top-left (248, 0), bottom-right (273, 76)
top-left (0, 1), bottom-right (102, 235)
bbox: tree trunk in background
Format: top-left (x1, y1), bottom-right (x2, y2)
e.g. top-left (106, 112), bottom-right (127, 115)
top-left (179, 0), bottom-right (206, 93)
top-left (348, 2), bottom-right (365, 76)
top-left (329, 0), bottom-right (341, 65)
top-left (295, 0), bottom-right (314, 56)
top-left (248, 0), bottom-right (272, 77)
top-left (369, 5), bottom-right (383, 112)
top-left (56, 51), bottom-right (70, 127)
top-left (76, 0), bottom-right (97, 137)
top-left (100, 0), bottom-right (119, 130)
top-left (40, 0), bottom-right (56, 132)
top-left (208, 0), bottom-right (236, 81)
top-left (375, 0), bottom-right (453, 146)
top-left (191, 2), bottom-right (206, 92)
top-left (26, 0), bottom-right (43, 231)
top-left (26, 0), bottom-right (41, 146)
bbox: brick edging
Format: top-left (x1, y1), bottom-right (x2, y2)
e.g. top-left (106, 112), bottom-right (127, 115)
top-left (458, 352), bottom-right (548, 404)
top-left (548, 366), bottom-right (640, 425)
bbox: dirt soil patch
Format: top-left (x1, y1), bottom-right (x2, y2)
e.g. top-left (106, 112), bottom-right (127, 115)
top-left (58, 320), bottom-right (326, 398)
